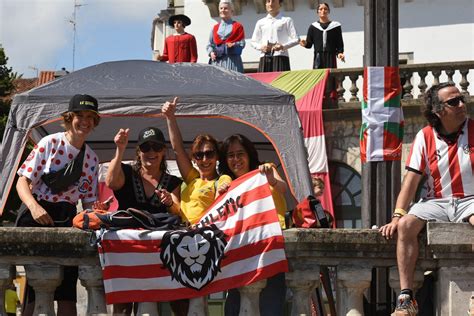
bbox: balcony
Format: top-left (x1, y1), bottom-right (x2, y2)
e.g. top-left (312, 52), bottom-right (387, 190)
top-left (0, 223), bottom-right (472, 315)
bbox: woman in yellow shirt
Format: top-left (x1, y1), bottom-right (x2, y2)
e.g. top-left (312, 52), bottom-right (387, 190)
top-left (162, 97), bottom-right (231, 224)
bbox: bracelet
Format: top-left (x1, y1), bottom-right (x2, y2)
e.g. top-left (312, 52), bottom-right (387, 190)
top-left (393, 208), bottom-right (407, 216)
top-left (392, 213), bottom-right (403, 219)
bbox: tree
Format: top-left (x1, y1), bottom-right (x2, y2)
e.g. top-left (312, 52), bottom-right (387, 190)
top-left (0, 46), bottom-right (21, 139)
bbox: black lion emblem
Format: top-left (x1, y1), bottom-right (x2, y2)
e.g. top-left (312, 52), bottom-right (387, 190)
top-left (160, 224), bottom-right (227, 290)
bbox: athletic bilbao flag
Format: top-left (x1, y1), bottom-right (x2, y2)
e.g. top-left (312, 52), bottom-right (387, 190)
top-left (97, 170), bottom-right (288, 304)
top-left (360, 67), bottom-right (404, 162)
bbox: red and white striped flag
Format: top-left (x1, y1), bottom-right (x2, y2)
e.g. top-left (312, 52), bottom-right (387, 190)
top-left (97, 170), bottom-right (288, 304)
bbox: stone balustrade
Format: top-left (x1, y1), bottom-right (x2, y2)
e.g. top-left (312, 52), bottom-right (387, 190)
top-left (327, 60), bottom-right (473, 109)
top-left (0, 223), bottom-right (472, 315)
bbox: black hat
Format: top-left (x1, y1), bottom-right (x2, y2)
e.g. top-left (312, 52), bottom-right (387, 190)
top-left (68, 94), bottom-right (99, 113)
top-left (168, 14), bottom-right (191, 27)
top-left (138, 127), bottom-right (166, 146)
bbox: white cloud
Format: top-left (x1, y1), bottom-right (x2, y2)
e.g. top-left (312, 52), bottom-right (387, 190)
top-left (0, 0), bottom-right (166, 78)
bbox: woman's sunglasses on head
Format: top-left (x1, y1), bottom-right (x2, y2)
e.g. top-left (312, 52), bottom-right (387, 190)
top-left (139, 142), bottom-right (165, 153)
top-left (193, 150), bottom-right (216, 160)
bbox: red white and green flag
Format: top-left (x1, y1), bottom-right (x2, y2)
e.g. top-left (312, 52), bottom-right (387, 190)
top-left (249, 69), bottom-right (334, 218)
top-left (360, 67), bottom-right (404, 163)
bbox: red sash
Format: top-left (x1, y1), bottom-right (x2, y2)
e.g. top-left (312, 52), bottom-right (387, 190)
top-left (212, 21), bottom-right (245, 46)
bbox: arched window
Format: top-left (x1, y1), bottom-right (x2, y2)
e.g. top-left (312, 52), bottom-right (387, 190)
top-left (328, 161), bottom-right (362, 228)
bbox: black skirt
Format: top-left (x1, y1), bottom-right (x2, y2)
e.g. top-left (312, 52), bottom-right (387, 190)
top-left (258, 55), bottom-right (291, 72)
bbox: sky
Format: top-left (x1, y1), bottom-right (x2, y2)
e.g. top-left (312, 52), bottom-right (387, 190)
top-left (0, 0), bottom-right (167, 78)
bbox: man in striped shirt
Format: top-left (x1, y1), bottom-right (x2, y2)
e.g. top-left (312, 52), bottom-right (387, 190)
top-left (380, 82), bottom-right (474, 316)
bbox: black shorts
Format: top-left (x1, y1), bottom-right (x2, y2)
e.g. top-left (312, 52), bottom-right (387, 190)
top-left (16, 199), bottom-right (78, 303)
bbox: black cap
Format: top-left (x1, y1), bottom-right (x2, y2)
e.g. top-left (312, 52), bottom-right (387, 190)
top-left (138, 127), bottom-right (166, 146)
top-left (168, 14), bottom-right (191, 27)
top-left (68, 94), bottom-right (99, 113)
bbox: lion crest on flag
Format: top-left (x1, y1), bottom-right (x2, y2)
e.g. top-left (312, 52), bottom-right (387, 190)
top-left (160, 225), bottom-right (227, 290)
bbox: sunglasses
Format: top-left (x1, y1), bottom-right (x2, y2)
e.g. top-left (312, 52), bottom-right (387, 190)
top-left (139, 142), bottom-right (165, 153)
top-left (443, 95), bottom-right (465, 107)
top-left (193, 150), bottom-right (216, 160)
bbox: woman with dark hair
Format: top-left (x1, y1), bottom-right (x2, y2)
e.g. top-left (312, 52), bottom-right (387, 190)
top-left (300, 2), bottom-right (345, 69)
top-left (218, 133), bottom-right (288, 316)
top-left (105, 126), bottom-right (183, 315)
top-left (206, 0), bottom-right (246, 73)
top-left (16, 94), bottom-right (102, 316)
top-left (162, 97), bottom-right (232, 225)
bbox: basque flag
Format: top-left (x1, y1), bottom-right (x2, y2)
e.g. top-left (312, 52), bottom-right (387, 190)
top-left (360, 67), bottom-right (404, 162)
top-left (97, 170), bottom-right (288, 304)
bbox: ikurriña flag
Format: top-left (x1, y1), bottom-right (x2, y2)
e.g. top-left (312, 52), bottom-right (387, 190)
top-left (360, 67), bottom-right (404, 162)
top-left (97, 170), bottom-right (288, 304)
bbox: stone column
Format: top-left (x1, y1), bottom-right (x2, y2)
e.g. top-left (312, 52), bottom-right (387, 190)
top-left (435, 266), bottom-right (474, 316)
top-left (0, 264), bottom-right (14, 316)
top-left (336, 265), bottom-right (371, 316)
top-left (25, 264), bottom-right (63, 316)
top-left (286, 270), bottom-right (320, 316)
top-left (388, 267), bottom-right (425, 296)
top-left (188, 296), bottom-right (207, 316)
top-left (78, 265), bottom-right (108, 316)
top-left (136, 302), bottom-right (159, 316)
top-left (238, 279), bottom-right (267, 316)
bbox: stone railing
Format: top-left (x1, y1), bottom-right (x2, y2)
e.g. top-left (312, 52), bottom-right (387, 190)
top-left (0, 223), bottom-right (472, 315)
top-left (327, 60), bottom-right (473, 109)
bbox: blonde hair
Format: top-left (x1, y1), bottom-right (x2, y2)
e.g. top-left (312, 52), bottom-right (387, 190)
top-left (312, 177), bottom-right (325, 190)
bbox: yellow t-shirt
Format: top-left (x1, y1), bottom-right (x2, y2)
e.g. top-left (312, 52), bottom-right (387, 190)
top-left (180, 168), bottom-right (232, 224)
top-left (5, 289), bottom-right (18, 313)
top-left (270, 186), bottom-right (287, 229)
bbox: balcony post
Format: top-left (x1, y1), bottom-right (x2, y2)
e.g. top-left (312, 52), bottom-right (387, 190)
top-left (78, 265), bottom-right (108, 316)
top-left (25, 264), bottom-right (63, 316)
top-left (136, 302), bottom-right (158, 316)
top-left (0, 264), bottom-right (14, 316)
top-left (286, 269), bottom-right (320, 316)
top-left (336, 265), bottom-right (371, 316)
top-left (238, 279), bottom-right (267, 316)
top-left (188, 296), bottom-right (207, 316)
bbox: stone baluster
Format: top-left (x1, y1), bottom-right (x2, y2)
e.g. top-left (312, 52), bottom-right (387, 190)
top-left (336, 74), bottom-right (346, 104)
top-left (286, 270), bottom-right (320, 316)
top-left (459, 68), bottom-right (470, 96)
top-left (401, 71), bottom-right (414, 100)
top-left (432, 69), bottom-right (441, 85)
top-left (336, 265), bottom-right (371, 316)
top-left (136, 302), bottom-right (158, 316)
top-left (388, 267), bottom-right (425, 297)
top-left (238, 279), bottom-right (267, 316)
top-left (188, 296), bottom-right (207, 316)
top-left (445, 69), bottom-right (455, 85)
top-left (417, 70), bottom-right (428, 99)
top-left (349, 74), bottom-right (360, 102)
top-left (25, 264), bottom-right (63, 316)
top-left (78, 265), bottom-right (108, 316)
top-left (0, 264), bottom-right (14, 316)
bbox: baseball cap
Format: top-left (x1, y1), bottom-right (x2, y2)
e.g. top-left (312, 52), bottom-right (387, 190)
top-left (68, 94), bottom-right (99, 113)
top-left (137, 127), bottom-right (166, 146)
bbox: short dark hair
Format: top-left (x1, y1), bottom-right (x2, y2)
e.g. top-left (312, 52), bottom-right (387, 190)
top-left (422, 82), bottom-right (455, 128)
top-left (191, 134), bottom-right (220, 158)
top-left (218, 134), bottom-right (261, 179)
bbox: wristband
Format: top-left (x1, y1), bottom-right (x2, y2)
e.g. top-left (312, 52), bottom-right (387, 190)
top-left (392, 213), bottom-right (403, 219)
top-left (393, 208), bottom-right (407, 216)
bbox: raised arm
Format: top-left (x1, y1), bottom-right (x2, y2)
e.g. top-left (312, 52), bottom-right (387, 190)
top-left (105, 128), bottom-right (129, 191)
top-left (162, 97), bottom-right (193, 180)
top-left (259, 163), bottom-right (288, 194)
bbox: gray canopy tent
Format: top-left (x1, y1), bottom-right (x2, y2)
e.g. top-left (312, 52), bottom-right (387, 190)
top-left (0, 60), bottom-right (313, 213)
